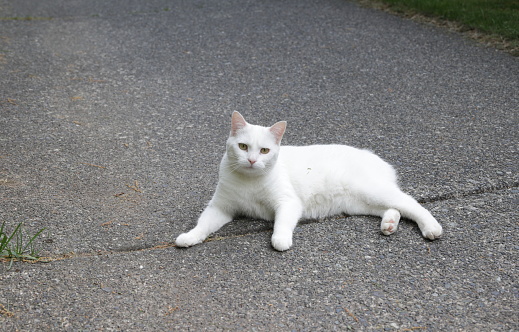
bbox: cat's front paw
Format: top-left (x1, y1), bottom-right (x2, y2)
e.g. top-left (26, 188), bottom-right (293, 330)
top-left (271, 233), bottom-right (293, 251)
top-left (175, 232), bottom-right (204, 248)
top-left (421, 223), bottom-right (443, 240)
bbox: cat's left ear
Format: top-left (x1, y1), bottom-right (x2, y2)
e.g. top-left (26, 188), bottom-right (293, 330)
top-left (269, 121), bottom-right (287, 145)
top-left (231, 111), bottom-right (248, 136)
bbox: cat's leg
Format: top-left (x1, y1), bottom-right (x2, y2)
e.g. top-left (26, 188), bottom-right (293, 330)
top-left (385, 190), bottom-right (443, 240)
top-left (380, 208), bottom-right (401, 235)
top-left (175, 205), bottom-right (232, 247)
top-left (358, 185), bottom-right (442, 239)
top-left (271, 200), bottom-right (303, 251)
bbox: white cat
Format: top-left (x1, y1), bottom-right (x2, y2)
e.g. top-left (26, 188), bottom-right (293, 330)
top-left (175, 112), bottom-right (443, 251)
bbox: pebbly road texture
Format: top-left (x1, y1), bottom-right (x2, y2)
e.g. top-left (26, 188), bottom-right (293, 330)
top-left (1, 0), bottom-right (517, 330)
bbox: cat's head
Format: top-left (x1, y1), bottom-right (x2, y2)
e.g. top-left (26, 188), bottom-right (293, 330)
top-left (225, 111), bottom-right (286, 176)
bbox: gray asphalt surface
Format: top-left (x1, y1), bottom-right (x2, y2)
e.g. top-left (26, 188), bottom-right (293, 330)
top-left (1, 0), bottom-right (518, 330)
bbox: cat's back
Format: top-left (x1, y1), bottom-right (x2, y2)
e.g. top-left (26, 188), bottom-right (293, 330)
top-left (278, 144), bottom-right (396, 183)
top-left (279, 144), bottom-right (375, 166)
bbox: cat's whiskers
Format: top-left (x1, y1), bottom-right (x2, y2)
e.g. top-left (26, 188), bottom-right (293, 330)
top-left (224, 159), bottom-right (270, 176)
top-left (224, 160), bottom-right (243, 174)
top-left (257, 164), bottom-right (269, 176)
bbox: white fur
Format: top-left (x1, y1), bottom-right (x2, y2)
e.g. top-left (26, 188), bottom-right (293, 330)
top-left (175, 112), bottom-right (443, 251)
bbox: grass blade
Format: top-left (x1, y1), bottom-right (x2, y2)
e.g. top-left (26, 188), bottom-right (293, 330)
top-left (23, 227), bottom-right (45, 257)
top-left (1, 222), bottom-right (45, 269)
top-left (4, 222), bottom-right (22, 252)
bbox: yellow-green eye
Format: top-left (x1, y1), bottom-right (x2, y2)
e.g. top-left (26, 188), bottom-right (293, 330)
top-left (238, 143), bottom-right (248, 151)
top-left (260, 148), bottom-right (270, 154)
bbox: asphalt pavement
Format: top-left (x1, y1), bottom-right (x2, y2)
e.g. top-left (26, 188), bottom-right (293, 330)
top-left (1, 0), bottom-right (518, 330)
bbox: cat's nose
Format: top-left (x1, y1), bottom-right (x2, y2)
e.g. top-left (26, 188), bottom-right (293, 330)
top-left (248, 159), bottom-right (256, 165)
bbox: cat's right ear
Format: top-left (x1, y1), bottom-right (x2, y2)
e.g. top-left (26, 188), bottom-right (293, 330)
top-left (231, 111), bottom-right (248, 136)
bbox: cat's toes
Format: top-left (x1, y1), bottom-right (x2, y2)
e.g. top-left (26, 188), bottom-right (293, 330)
top-left (421, 223), bottom-right (443, 240)
top-left (381, 209), bottom-right (400, 236)
top-left (381, 219), bottom-right (399, 236)
top-left (271, 234), bottom-right (293, 251)
top-left (175, 232), bottom-right (203, 247)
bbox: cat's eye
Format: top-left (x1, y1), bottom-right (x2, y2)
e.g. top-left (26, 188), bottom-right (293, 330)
top-left (260, 148), bottom-right (270, 154)
top-left (238, 143), bottom-right (248, 151)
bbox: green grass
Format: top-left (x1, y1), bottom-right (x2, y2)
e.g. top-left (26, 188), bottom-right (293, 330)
top-left (360, 0), bottom-right (519, 55)
top-left (0, 222), bottom-right (45, 269)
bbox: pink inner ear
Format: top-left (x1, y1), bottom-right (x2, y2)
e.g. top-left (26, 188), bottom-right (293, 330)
top-left (270, 121), bottom-right (287, 144)
top-left (231, 111), bottom-right (247, 136)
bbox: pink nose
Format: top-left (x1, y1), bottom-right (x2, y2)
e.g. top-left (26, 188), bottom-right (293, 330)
top-left (248, 159), bottom-right (256, 165)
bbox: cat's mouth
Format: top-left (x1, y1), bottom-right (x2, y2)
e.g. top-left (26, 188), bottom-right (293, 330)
top-left (243, 163), bottom-right (263, 172)
top-left (243, 162), bottom-right (257, 169)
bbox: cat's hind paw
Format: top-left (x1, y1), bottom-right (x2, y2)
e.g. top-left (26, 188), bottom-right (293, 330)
top-left (271, 234), bottom-right (293, 251)
top-left (175, 232), bottom-right (204, 248)
top-left (380, 209), bottom-right (400, 236)
top-left (421, 223), bottom-right (443, 240)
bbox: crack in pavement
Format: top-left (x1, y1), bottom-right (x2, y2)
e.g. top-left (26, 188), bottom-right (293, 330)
top-left (4, 181), bottom-right (517, 265)
top-left (417, 180), bottom-right (519, 203)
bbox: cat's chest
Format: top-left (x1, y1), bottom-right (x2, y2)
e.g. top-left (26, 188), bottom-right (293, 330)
top-left (218, 178), bottom-right (277, 220)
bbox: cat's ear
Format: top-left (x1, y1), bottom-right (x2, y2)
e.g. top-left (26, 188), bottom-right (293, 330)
top-left (231, 111), bottom-right (248, 136)
top-left (269, 121), bottom-right (287, 145)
